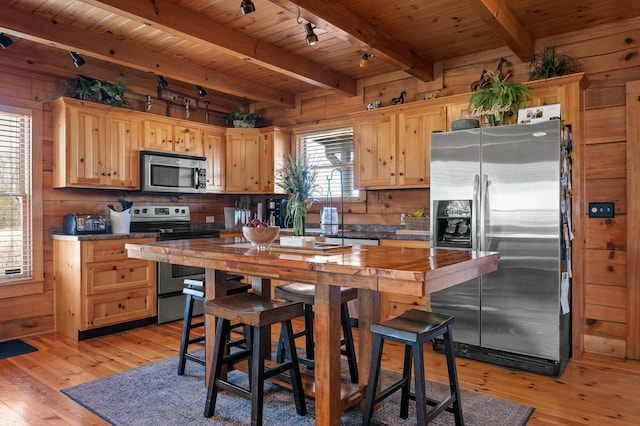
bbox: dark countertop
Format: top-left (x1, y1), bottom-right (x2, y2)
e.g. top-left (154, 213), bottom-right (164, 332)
top-left (51, 232), bottom-right (158, 241)
top-left (219, 225), bottom-right (430, 241)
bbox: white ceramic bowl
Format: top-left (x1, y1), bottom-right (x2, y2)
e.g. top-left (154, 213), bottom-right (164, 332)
top-left (242, 225), bottom-right (280, 248)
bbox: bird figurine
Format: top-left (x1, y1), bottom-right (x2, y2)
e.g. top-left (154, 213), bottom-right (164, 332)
top-left (390, 91), bottom-right (406, 105)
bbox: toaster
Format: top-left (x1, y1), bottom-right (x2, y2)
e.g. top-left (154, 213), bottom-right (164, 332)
top-left (63, 213), bottom-right (108, 235)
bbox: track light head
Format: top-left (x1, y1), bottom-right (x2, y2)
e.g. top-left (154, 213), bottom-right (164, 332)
top-left (0, 33), bottom-right (13, 49)
top-left (304, 23), bottom-right (318, 46)
top-left (359, 53), bottom-right (374, 69)
top-left (197, 85), bottom-right (207, 97)
top-left (240, 0), bottom-right (256, 15)
top-left (69, 51), bottom-right (86, 67)
top-left (156, 75), bottom-right (168, 89)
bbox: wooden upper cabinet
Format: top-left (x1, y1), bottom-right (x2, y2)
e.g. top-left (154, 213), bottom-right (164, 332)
top-left (51, 98), bottom-right (139, 190)
top-left (260, 127), bottom-right (291, 193)
top-left (397, 106), bottom-right (446, 187)
top-left (105, 111), bottom-right (140, 188)
top-left (225, 128), bottom-right (261, 193)
top-left (224, 127), bottom-right (291, 194)
top-left (353, 104), bottom-right (446, 189)
top-left (142, 119), bottom-right (204, 156)
top-left (353, 111), bottom-right (397, 188)
top-left (204, 127), bottom-right (226, 193)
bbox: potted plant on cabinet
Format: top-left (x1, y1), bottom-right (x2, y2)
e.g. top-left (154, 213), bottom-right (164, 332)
top-left (44, 75), bottom-right (134, 109)
top-left (528, 44), bottom-right (581, 81)
top-left (468, 71), bottom-right (530, 126)
top-left (275, 154), bottom-right (317, 236)
top-left (221, 104), bottom-right (263, 128)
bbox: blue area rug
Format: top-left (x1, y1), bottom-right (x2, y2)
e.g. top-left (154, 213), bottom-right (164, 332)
top-left (61, 352), bottom-right (533, 425)
top-left (0, 339), bottom-right (38, 359)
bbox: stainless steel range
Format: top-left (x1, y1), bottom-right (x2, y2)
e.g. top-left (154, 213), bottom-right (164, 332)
top-left (130, 205), bottom-right (220, 323)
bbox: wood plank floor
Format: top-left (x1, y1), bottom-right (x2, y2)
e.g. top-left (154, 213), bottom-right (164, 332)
top-left (1, 319), bottom-right (639, 425)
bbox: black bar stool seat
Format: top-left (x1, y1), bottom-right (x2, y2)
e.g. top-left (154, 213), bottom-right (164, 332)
top-left (362, 309), bottom-right (464, 425)
top-left (274, 282), bottom-right (359, 383)
top-left (204, 292), bottom-right (307, 425)
top-left (177, 277), bottom-right (250, 375)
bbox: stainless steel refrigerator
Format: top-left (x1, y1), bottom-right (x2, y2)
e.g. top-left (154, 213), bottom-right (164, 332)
top-left (429, 120), bottom-right (572, 376)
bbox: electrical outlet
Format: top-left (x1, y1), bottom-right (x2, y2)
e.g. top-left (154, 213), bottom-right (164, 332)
top-left (206, 216), bottom-right (215, 223)
top-left (588, 202), bottom-right (614, 218)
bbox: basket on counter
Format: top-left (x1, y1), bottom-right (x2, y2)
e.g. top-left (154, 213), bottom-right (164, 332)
top-left (404, 217), bottom-right (430, 231)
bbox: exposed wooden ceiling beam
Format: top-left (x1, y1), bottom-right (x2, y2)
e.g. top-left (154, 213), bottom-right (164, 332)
top-left (268, 0), bottom-right (435, 82)
top-left (0, 4), bottom-right (295, 108)
top-left (81, 0), bottom-right (357, 97)
top-left (468, 0), bottom-right (535, 62)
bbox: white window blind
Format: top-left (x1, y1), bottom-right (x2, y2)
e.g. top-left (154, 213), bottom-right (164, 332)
top-left (0, 108), bottom-right (32, 281)
top-left (297, 127), bottom-right (358, 200)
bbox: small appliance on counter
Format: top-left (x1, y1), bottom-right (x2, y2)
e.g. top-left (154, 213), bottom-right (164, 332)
top-left (265, 198), bottom-right (288, 227)
top-left (62, 213), bottom-right (108, 235)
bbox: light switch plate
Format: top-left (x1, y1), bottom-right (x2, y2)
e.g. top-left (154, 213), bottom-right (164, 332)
top-left (588, 202), bottom-right (614, 218)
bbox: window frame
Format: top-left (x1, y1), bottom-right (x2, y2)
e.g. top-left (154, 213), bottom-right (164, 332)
top-left (292, 123), bottom-right (365, 203)
top-left (0, 96), bottom-right (43, 297)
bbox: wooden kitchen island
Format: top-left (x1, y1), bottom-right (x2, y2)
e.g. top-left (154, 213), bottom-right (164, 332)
top-left (126, 237), bottom-right (499, 426)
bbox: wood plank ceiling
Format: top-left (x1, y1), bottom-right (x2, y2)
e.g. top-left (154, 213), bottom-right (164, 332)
top-left (1, 0), bottom-right (639, 112)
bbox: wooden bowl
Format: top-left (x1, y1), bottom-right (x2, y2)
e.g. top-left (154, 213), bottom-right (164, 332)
top-left (242, 226), bottom-right (280, 248)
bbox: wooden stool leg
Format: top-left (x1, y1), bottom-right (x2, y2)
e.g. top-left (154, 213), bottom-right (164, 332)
top-left (282, 319), bottom-right (307, 416)
top-left (250, 326), bottom-right (267, 426)
top-left (444, 325), bottom-right (464, 426)
top-left (399, 344), bottom-right (412, 419)
top-left (362, 333), bottom-right (384, 425)
top-left (412, 342), bottom-right (428, 425)
top-left (204, 318), bottom-right (230, 418)
top-left (177, 292), bottom-right (195, 375)
top-left (340, 302), bottom-right (359, 383)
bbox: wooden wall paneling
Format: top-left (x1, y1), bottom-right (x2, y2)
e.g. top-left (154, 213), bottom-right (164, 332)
top-left (584, 106), bottom-right (627, 143)
top-left (625, 79), bottom-right (640, 359)
top-left (584, 142), bottom-right (626, 179)
top-left (583, 334), bottom-right (626, 358)
top-left (584, 249), bottom-right (627, 286)
top-left (585, 283), bottom-right (627, 309)
top-left (585, 178), bottom-right (627, 214)
top-left (584, 319), bottom-right (627, 339)
top-left (585, 216), bottom-right (627, 250)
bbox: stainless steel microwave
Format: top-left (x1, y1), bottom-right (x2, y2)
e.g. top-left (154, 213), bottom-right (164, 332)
top-left (140, 151), bottom-right (207, 194)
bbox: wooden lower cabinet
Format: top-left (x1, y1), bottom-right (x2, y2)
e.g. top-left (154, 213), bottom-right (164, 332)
top-left (54, 237), bottom-right (157, 340)
top-left (379, 239), bottom-right (431, 320)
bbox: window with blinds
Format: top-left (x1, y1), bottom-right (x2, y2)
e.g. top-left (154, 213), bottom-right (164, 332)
top-left (297, 127), bottom-right (358, 200)
top-left (0, 108), bottom-right (32, 281)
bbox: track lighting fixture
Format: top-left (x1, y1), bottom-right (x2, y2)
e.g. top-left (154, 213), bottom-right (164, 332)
top-left (0, 33), bottom-right (13, 49)
top-left (197, 85), bottom-right (207, 97)
top-left (304, 23), bottom-right (318, 46)
top-left (240, 0), bottom-right (256, 15)
top-left (156, 75), bottom-right (168, 89)
top-left (359, 53), bottom-right (374, 69)
top-left (69, 51), bottom-right (85, 67)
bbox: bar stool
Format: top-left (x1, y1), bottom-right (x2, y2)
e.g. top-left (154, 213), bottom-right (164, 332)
top-left (274, 282), bottom-right (359, 383)
top-left (177, 277), bottom-right (250, 375)
top-left (204, 292), bottom-right (307, 425)
top-left (362, 309), bottom-right (464, 425)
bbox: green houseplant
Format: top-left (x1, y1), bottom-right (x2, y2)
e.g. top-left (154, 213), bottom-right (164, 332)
top-left (468, 71), bottom-right (530, 126)
top-left (46, 75), bottom-right (134, 109)
top-left (528, 44), bottom-right (581, 81)
top-left (275, 154), bottom-right (317, 236)
top-left (221, 104), bottom-right (263, 128)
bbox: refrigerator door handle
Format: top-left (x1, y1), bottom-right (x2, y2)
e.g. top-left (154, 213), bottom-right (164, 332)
top-left (473, 174), bottom-right (480, 250)
top-left (480, 174), bottom-right (489, 249)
